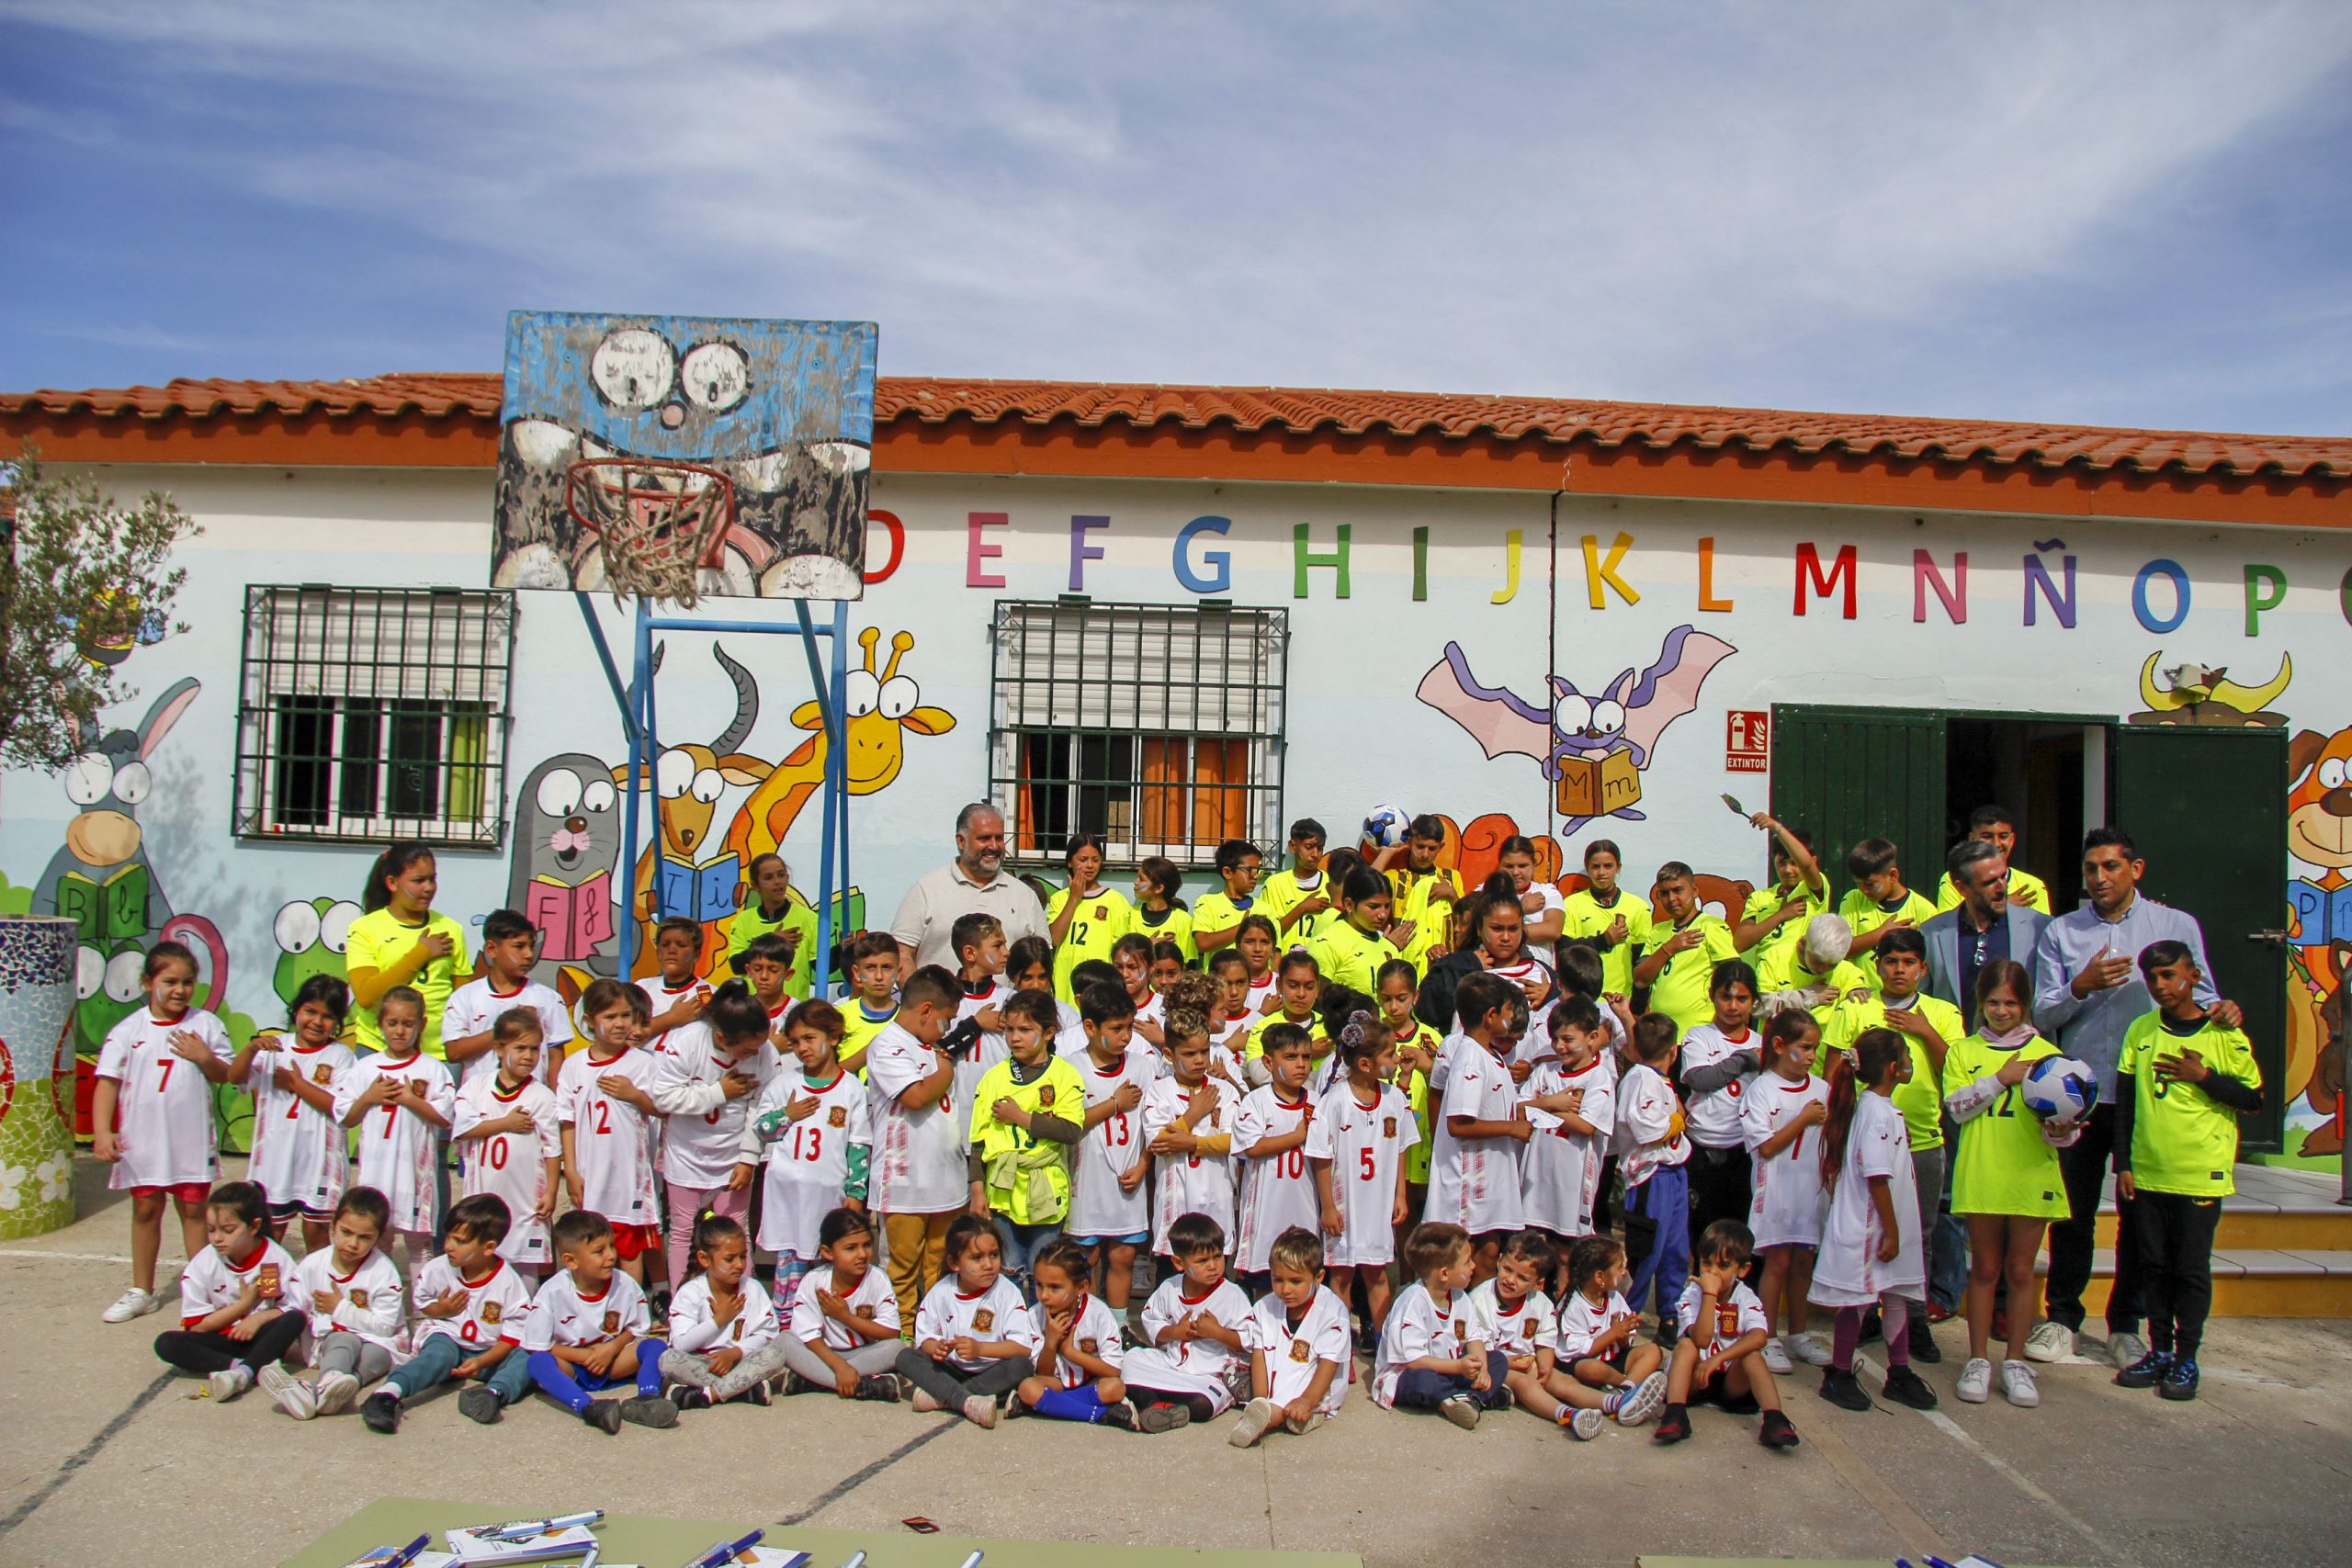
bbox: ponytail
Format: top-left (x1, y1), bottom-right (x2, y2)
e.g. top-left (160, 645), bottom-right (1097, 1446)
top-left (363, 842), bottom-right (436, 914)
top-left (1819, 1026), bottom-right (1904, 1193)
top-left (686, 1207), bottom-right (746, 1282)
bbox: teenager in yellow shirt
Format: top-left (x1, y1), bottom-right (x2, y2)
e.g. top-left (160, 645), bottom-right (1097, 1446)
top-left (1374, 814), bottom-right (1460, 975)
top-left (1258, 818), bottom-right (1332, 942)
top-left (1633, 862), bottom-right (1737, 1034)
top-left (1191, 838), bottom-right (1266, 954)
top-left (1838, 837), bottom-right (1938, 990)
top-left (1934, 806), bottom-right (2052, 916)
top-left (1733, 815), bottom-right (1829, 968)
top-left (1560, 840), bottom-right (1651, 1000)
top-left (1046, 833), bottom-right (1131, 1000)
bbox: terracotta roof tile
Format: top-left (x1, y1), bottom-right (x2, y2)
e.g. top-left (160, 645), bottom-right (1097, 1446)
top-left (6, 372), bottom-right (2347, 480)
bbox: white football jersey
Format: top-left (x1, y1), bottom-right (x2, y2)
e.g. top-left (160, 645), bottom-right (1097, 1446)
top-left (1425, 1040), bottom-right (1524, 1235)
top-left (1519, 1053), bottom-right (1616, 1238)
top-left (1233, 1087), bottom-right (1318, 1272)
top-left (1029, 1291), bottom-right (1126, 1387)
top-left (242, 1036), bottom-right (354, 1215)
top-left (1678, 1022), bottom-right (1759, 1148)
top-left (866, 1022), bottom-right (968, 1214)
top-left (1246, 1285), bottom-right (1351, 1415)
top-left (453, 1074), bottom-right (561, 1264)
top-left (521, 1268), bottom-right (651, 1352)
top-left (293, 1246), bottom-right (406, 1356)
top-left (443, 976), bottom-right (574, 1088)
top-left (951, 977), bottom-right (1013, 1111)
top-left (911, 1276), bottom-right (1039, 1371)
top-left (1122, 1275), bottom-right (1251, 1412)
top-left (1142, 1074), bottom-right (1236, 1258)
top-left (1743, 1070), bottom-right (1831, 1250)
top-left (1467, 1278), bottom-right (1555, 1359)
top-left (1675, 1277), bottom-right (1769, 1357)
top-left (666, 1273), bottom-right (779, 1358)
top-left (334, 1052), bottom-right (456, 1233)
top-left (1555, 1288), bottom-right (1637, 1361)
top-left (1302, 1078), bottom-right (1418, 1267)
top-left (555, 1046), bottom-right (662, 1229)
top-left (1812, 1090), bottom-right (1923, 1304)
top-left (788, 1262), bottom-right (901, 1350)
top-left (650, 1022), bottom-right (782, 1189)
top-left (97, 1007), bottom-right (230, 1190)
top-left (1373, 1280), bottom-right (1476, 1407)
top-left (1615, 1062), bottom-right (1690, 1188)
top-left (1067, 1044), bottom-right (1156, 1239)
top-left (409, 1254), bottom-right (532, 1353)
top-left (178, 1236), bottom-right (296, 1326)
top-left (635, 975), bottom-right (709, 1054)
top-left (741, 1068), bottom-right (870, 1259)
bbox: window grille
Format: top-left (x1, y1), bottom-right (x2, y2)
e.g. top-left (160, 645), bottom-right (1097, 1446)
top-left (988, 597), bottom-right (1286, 868)
top-left (233, 585), bottom-right (515, 847)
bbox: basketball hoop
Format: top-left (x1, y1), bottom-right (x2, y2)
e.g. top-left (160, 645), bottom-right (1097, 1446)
top-left (563, 457), bottom-right (737, 606)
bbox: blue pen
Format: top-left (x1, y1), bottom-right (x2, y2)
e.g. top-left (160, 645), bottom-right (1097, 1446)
top-left (684, 1529), bottom-right (763, 1568)
top-left (374, 1535), bottom-right (430, 1568)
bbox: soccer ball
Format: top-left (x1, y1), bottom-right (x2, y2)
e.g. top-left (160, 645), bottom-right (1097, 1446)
top-left (2020, 1055), bottom-right (2099, 1123)
top-left (1361, 804), bottom-right (1411, 847)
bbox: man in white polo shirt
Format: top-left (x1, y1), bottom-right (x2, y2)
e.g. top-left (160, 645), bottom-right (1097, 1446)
top-left (891, 803), bottom-right (1048, 978)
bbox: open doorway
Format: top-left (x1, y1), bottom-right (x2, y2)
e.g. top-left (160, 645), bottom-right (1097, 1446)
top-left (1944, 717), bottom-right (2087, 916)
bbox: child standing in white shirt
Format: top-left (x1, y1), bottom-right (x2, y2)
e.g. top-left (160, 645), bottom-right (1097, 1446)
top-left (1742, 1010), bottom-right (1831, 1375)
top-left (1235, 1025), bottom-right (1321, 1278)
top-left (1617, 1012), bottom-right (1691, 1336)
top-left (1143, 1012), bottom-right (1238, 1260)
top-left (1067, 980), bottom-right (1156, 1314)
top-left (738, 998), bottom-right (872, 1311)
top-left (334, 986), bottom-right (455, 1280)
top-left (660, 1212), bottom-right (790, 1409)
top-left (263, 1184), bottom-right (405, 1420)
top-left (231, 973), bottom-right (355, 1251)
top-left (441, 909), bottom-right (573, 1087)
top-left (649, 980), bottom-right (779, 1291)
top-left (1520, 996), bottom-right (1618, 1273)
top-left (557, 978), bottom-right (665, 1288)
top-left (1305, 1015), bottom-right (1417, 1337)
top-left (1425, 974), bottom-right (1532, 1278)
top-left (452, 1012), bottom-right (562, 1271)
top-left (1810, 1027), bottom-right (1937, 1414)
top-left (1228, 1226), bottom-right (1350, 1447)
top-left (94, 941), bottom-right (232, 1325)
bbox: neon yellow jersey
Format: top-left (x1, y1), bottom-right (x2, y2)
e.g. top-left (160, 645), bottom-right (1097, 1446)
top-left (1260, 868), bottom-right (1335, 944)
top-left (1935, 867), bottom-right (2052, 916)
top-left (1737, 879), bottom-right (1828, 966)
top-left (969, 1055), bottom-right (1087, 1224)
top-left (725, 891), bottom-right (820, 999)
top-left (836, 997), bottom-right (898, 1080)
top-left (1753, 947), bottom-right (1873, 1024)
top-left (344, 908), bottom-right (469, 1057)
top-left (1819, 992), bottom-right (1962, 1149)
top-left (1643, 914), bottom-right (1738, 1034)
top-left (1390, 1020), bottom-right (1442, 1183)
top-left (2120, 1013), bottom-right (2260, 1198)
top-left (1945, 1030), bottom-right (2068, 1218)
top-left (1245, 1007), bottom-right (1330, 1062)
top-left (1132, 904), bottom-right (1198, 966)
top-left (1561, 888), bottom-right (1654, 998)
top-left (1308, 919), bottom-right (1398, 996)
top-left (1398, 897), bottom-right (1456, 976)
top-left (1837, 886), bottom-right (1939, 993)
top-left (1189, 890), bottom-right (1258, 954)
top-left (1046, 885), bottom-right (1133, 999)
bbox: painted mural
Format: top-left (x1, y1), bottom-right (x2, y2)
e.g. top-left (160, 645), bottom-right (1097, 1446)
top-left (1416, 626), bottom-right (1736, 834)
top-left (2286, 724), bottom-right (2352, 1159)
top-left (2129, 652), bottom-right (2292, 727)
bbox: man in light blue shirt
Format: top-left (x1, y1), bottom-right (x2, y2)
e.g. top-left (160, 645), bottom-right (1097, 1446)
top-left (2030, 827), bottom-right (2239, 1371)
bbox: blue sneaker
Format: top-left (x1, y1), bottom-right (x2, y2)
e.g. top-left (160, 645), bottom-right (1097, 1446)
top-left (2113, 1349), bottom-right (2174, 1390)
top-left (2157, 1357), bottom-right (2200, 1402)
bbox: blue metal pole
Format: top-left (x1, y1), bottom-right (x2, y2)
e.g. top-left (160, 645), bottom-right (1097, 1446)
top-left (574, 592), bottom-right (639, 747)
top-left (832, 597), bottom-right (854, 966)
top-left (619, 601), bottom-right (654, 980)
top-left (796, 599), bottom-right (839, 999)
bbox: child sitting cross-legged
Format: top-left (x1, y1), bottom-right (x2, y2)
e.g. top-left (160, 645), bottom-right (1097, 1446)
top-left (151, 1179), bottom-right (302, 1404)
top-left (261, 1184), bottom-right (404, 1420)
top-left (1372, 1221), bottom-right (1508, 1429)
top-left (1470, 1230), bottom-right (1611, 1439)
top-left (1654, 1219), bottom-right (1799, 1449)
top-left (776, 1207), bottom-right (906, 1402)
top-left (1555, 1234), bottom-right (1668, 1426)
top-left (1121, 1211), bottom-right (1254, 1431)
top-left (1227, 1225), bottom-right (1351, 1448)
top-left (898, 1212), bottom-right (1040, 1428)
top-left (660, 1210), bottom-right (790, 1411)
top-left (522, 1208), bottom-right (680, 1433)
top-left (1013, 1236), bottom-right (1148, 1429)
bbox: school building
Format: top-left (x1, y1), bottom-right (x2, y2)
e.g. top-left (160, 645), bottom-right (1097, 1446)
top-left (4, 373), bottom-right (2350, 1190)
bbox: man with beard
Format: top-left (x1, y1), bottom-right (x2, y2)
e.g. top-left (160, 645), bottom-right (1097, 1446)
top-left (890, 803), bottom-right (1048, 978)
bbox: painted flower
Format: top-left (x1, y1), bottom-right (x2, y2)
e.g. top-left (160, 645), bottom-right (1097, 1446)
top-left (0, 1163), bottom-right (25, 1211)
top-left (36, 1152), bottom-right (72, 1206)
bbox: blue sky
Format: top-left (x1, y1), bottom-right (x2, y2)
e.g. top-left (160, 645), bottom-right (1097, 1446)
top-left (6, 0), bottom-right (2351, 435)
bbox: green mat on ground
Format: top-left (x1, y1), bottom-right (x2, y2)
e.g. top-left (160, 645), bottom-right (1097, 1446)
top-left (287, 1497), bottom-right (1363, 1568)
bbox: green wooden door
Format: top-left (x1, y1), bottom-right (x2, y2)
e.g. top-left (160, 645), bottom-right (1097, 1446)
top-left (2109, 725), bottom-right (2290, 1153)
top-left (1768, 705), bottom-right (1947, 910)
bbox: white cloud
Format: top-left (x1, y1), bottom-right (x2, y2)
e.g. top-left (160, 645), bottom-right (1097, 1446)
top-left (6, 0), bottom-right (2351, 428)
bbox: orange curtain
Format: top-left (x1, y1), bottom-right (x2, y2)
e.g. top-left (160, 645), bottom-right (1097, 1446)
top-left (1141, 739), bottom-right (1185, 845)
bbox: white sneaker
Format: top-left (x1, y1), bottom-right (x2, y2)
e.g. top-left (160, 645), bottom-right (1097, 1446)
top-left (102, 1287), bottom-right (158, 1324)
top-left (256, 1363), bottom-right (316, 1420)
top-left (2000, 1359), bottom-right (2041, 1407)
top-left (313, 1370), bottom-right (361, 1416)
top-left (1228, 1396), bottom-right (1277, 1449)
top-left (1614, 1370), bottom-right (1668, 1426)
top-left (2105, 1331), bottom-right (2149, 1371)
top-left (1762, 1337), bottom-right (1793, 1375)
top-left (910, 1388), bottom-right (944, 1414)
top-left (1956, 1357), bottom-right (1993, 1403)
top-left (209, 1364), bottom-right (254, 1403)
top-left (961, 1394), bottom-right (1000, 1429)
top-left (1561, 1405), bottom-right (1602, 1440)
top-left (2022, 1320), bottom-right (2074, 1363)
top-left (1784, 1332), bottom-right (1833, 1367)
top-left (1440, 1393), bottom-right (1481, 1429)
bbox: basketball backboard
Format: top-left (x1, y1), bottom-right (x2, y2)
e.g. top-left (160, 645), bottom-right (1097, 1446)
top-left (491, 310), bottom-right (877, 602)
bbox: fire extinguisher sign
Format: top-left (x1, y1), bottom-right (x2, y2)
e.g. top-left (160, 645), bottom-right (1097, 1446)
top-left (1725, 710), bottom-right (1770, 773)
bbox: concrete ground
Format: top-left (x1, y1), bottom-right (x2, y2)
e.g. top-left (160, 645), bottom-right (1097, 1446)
top-left (3, 1159), bottom-right (2347, 1568)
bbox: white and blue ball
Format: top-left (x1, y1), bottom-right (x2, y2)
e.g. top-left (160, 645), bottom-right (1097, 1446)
top-left (2021, 1055), bottom-right (2099, 1122)
top-left (1361, 804), bottom-right (1412, 848)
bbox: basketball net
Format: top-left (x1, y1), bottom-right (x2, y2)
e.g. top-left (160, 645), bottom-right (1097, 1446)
top-left (564, 457), bottom-right (737, 608)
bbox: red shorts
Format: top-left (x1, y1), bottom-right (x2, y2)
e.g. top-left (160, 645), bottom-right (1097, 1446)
top-left (132, 1182), bottom-right (213, 1205)
top-left (611, 1223), bottom-right (660, 1261)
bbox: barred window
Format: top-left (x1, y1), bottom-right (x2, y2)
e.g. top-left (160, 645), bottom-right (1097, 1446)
top-left (989, 598), bottom-right (1287, 869)
top-left (234, 586), bottom-right (515, 847)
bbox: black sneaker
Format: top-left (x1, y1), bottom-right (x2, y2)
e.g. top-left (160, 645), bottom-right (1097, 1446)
top-left (620, 1394), bottom-right (680, 1428)
top-left (2114, 1349), bottom-right (2175, 1390)
top-left (668, 1383), bottom-right (713, 1412)
top-left (1652, 1403), bottom-right (1690, 1444)
top-left (741, 1381), bottom-right (773, 1407)
top-left (1817, 1368), bottom-right (1871, 1411)
top-left (360, 1392), bottom-right (401, 1435)
top-left (1882, 1365), bottom-right (1939, 1410)
top-left (1906, 1318), bottom-right (1942, 1364)
top-left (2158, 1357), bottom-right (2201, 1402)
top-left (1758, 1409), bottom-right (1800, 1449)
top-left (457, 1387), bottom-right (503, 1426)
top-left (584, 1398), bottom-right (626, 1434)
top-left (783, 1371), bottom-right (816, 1396)
top-left (1136, 1401), bottom-right (1193, 1434)
top-left (1098, 1397), bottom-right (1140, 1430)
top-left (855, 1372), bottom-right (907, 1404)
